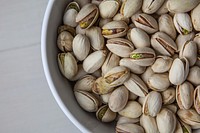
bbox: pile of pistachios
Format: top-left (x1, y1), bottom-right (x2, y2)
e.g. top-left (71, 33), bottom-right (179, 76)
top-left (57, 0), bottom-right (200, 132)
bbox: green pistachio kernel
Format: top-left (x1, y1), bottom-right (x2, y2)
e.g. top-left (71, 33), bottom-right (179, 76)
top-left (130, 53), bottom-right (143, 59)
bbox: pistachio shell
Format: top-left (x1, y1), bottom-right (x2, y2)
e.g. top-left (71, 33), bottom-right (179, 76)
top-left (116, 123), bottom-right (144, 133)
top-left (57, 25), bottom-right (76, 36)
top-left (128, 92), bottom-right (138, 101)
top-left (169, 57), bottom-right (189, 85)
top-left (194, 33), bottom-right (200, 55)
top-left (175, 119), bottom-right (192, 133)
top-left (156, 0), bottom-right (169, 15)
top-left (161, 87), bottom-right (176, 105)
top-left (113, 13), bottom-right (130, 24)
top-left (194, 86), bottom-right (200, 114)
top-left (74, 0), bottom-right (91, 8)
top-left (117, 116), bottom-right (140, 125)
top-left (140, 114), bottom-right (159, 133)
top-left (141, 67), bottom-right (154, 84)
top-left (138, 97), bottom-right (146, 106)
top-left (57, 31), bottom-right (74, 52)
top-left (76, 25), bottom-right (86, 35)
top-left (100, 92), bottom-right (112, 104)
top-left (92, 69), bottom-right (102, 78)
top-left (91, 0), bottom-right (102, 5)
top-left (176, 81), bottom-right (194, 110)
top-left (163, 104), bottom-right (178, 114)
top-left (142, 0), bottom-right (165, 14)
top-left (96, 105), bottom-right (117, 122)
top-left (70, 64), bottom-right (87, 81)
top-left (108, 86), bottom-right (129, 112)
top-left (143, 91), bottom-right (162, 117)
top-left (74, 90), bottom-right (100, 112)
top-left (118, 101), bottom-right (142, 119)
top-left (98, 18), bottom-right (112, 28)
top-left (191, 4), bottom-right (200, 31)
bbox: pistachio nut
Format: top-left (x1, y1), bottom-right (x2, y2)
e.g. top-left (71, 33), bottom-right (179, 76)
top-left (96, 105), bottom-right (117, 122)
top-left (167, 0), bottom-right (200, 13)
top-left (76, 25), bottom-right (86, 35)
top-left (74, 75), bottom-right (96, 92)
top-left (74, 0), bottom-right (91, 8)
top-left (174, 13), bottom-right (193, 35)
top-left (191, 4), bottom-right (200, 31)
top-left (151, 56), bottom-right (173, 73)
top-left (92, 77), bottom-right (114, 95)
top-left (190, 64), bottom-right (200, 83)
top-left (57, 53), bottom-right (78, 80)
top-left (102, 20), bottom-right (128, 38)
top-left (91, 0), bottom-right (103, 5)
top-left (101, 52), bottom-right (120, 76)
top-left (108, 86), bottom-right (129, 112)
top-left (113, 13), bottom-right (130, 24)
top-left (76, 3), bottom-right (99, 29)
top-left (118, 101), bottom-right (142, 119)
top-left (176, 32), bottom-right (195, 52)
top-left (163, 104), bottom-right (178, 114)
top-left (106, 38), bottom-right (134, 57)
top-left (179, 41), bottom-right (197, 66)
top-left (142, 0), bottom-right (165, 14)
top-left (147, 73), bottom-right (170, 91)
top-left (143, 91), bottom-right (162, 117)
top-left (161, 87), bottom-right (176, 105)
top-left (98, 18), bottom-right (112, 28)
top-left (133, 13), bottom-right (158, 34)
top-left (175, 119), bottom-right (192, 133)
top-left (140, 114), bottom-right (159, 133)
top-left (104, 66), bottom-right (130, 87)
top-left (100, 92), bottom-right (112, 104)
top-left (124, 74), bottom-right (148, 97)
top-left (57, 31), bottom-right (74, 52)
top-left (128, 92), bottom-right (138, 101)
top-left (138, 97), bottom-right (146, 106)
top-left (119, 58), bottom-right (146, 74)
top-left (116, 123), bottom-right (144, 133)
top-left (117, 116), bottom-right (140, 125)
top-left (72, 34), bottom-right (90, 61)
top-left (83, 50), bottom-right (107, 73)
top-left (169, 57), bottom-right (189, 85)
top-left (92, 69), bottom-right (102, 78)
top-left (177, 109), bottom-right (200, 129)
top-left (194, 33), bottom-right (200, 54)
top-left (156, 0), bottom-right (169, 15)
top-left (130, 28), bottom-right (150, 48)
top-left (159, 14), bottom-right (177, 40)
top-left (63, 2), bottom-right (80, 27)
top-left (141, 67), bottom-right (154, 84)
top-left (151, 32), bottom-right (177, 56)
top-left (86, 26), bottom-right (105, 50)
top-left (58, 25), bottom-right (76, 36)
top-left (130, 47), bottom-right (156, 67)
top-left (194, 86), bottom-right (200, 114)
top-left (74, 90), bottom-right (100, 112)
top-left (120, 0), bottom-right (142, 18)
top-left (70, 64), bottom-right (87, 81)
top-left (99, 0), bottom-right (120, 18)
top-left (156, 108), bottom-right (177, 133)
top-left (176, 81), bottom-right (194, 110)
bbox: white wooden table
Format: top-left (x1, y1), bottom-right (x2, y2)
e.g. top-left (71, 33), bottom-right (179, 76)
top-left (0, 1), bottom-right (81, 132)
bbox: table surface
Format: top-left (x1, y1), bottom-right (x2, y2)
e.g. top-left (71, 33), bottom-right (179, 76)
top-left (0, 0), bottom-right (81, 133)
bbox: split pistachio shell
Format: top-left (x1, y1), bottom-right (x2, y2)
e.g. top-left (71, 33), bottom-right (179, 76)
top-left (130, 47), bottom-right (156, 67)
top-left (169, 58), bottom-right (189, 85)
top-left (176, 32), bottom-right (195, 52)
top-left (164, 104), bottom-right (178, 114)
top-left (57, 25), bottom-right (76, 36)
top-left (63, 2), bottom-right (80, 27)
top-left (194, 86), bottom-right (200, 114)
top-left (177, 109), bottom-right (200, 129)
top-left (74, 90), bottom-right (100, 112)
top-left (141, 67), bottom-right (154, 84)
top-left (194, 33), bottom-right (200, 54)
top-left (167, 0), bottom-right (200, 13)
top-left (104, 66), bottom-right (130, 87)
top-left (58, 53), bottom-right (78, 80)
top-left (147, 73), bottom-right (170, 91)
top-left (76, 25), bottom-right (86, 34)
top-left (113, 13), bottom-right (130, 24)
top-left (74, 75), bottom-right (96, 92)
top-left (120, 0), bottom-right (142, 18)
top-left (151, 32), bottom-right (177, 56)
top-left (116, 123), bottom-right (144, 133)
top-left (118, 101), bottom-right (142, 119)
top-left (176, 81), bottom-right (194, 110)
top-left (142, 0), bottom-right (165, 14)
top-left (156, 108), bottom-right (177, 133)
top-left (130, 28), bottom-right (150, 48)
top-left (98, 18), bottom-right (112, 28)
top-left (156, 0), bottom-right (169, 15)
top-left (99, 0), bottom-right (120, 19)
top-left (159, 14), bottom-right (177, 40)
top-left (124, 74), bottom-right (148, 97)
top-left (191, 4), bottom-right (200, 31)
top-left (85, 26), bottom-right (104, 50)
top-left (70, 64), bottom-right (87, 81)
top-left (76, 3), bottom-right (99, 29)
top-left (83, 50), bottom-right (107, 73)
top-left (140, 114), bottom-right (159, 133)
top-left (96, 105), bottom-right (117, 122)
top-left (133, 13), bottom-right (158, 34)
top-left (100, 92), bottom-right (112, 104)
top-left (151, 56), bottom-right (173, 73)
top-left (117, 116), bottom-right (140, 125)
top-left (106, 38), bottom-right (134, 57)
top-left (102, 20), bottom-right (128, 38)
top-left (143, 91), bottom-right (162, 117)
top-left (161, 87), bottom-right (176, 105)
top-left (175, 119), bottom-right (192, 133)
top-left (179, 41), bottom-right (197, 66)
top-left (57, 31), bottom-right (74, 52)
top-left (101, 52), bottom-right (120, 76)
top-left (174, 13), bottom-right (193, 35)
top-left (119, 58), bottom-right (146, 74)
top-left (108, 86), bottom-right (129, 112)
top-left (187, 66), bottom-right (200, 86)
top-left (72, 34), bottom-right (90, 61)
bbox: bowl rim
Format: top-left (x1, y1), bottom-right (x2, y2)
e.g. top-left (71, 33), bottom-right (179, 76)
top-left (41, 0), bottom-right (90, 132)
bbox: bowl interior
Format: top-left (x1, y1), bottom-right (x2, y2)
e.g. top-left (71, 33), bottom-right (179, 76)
top-left (41, 0), bottom-right (115, 132)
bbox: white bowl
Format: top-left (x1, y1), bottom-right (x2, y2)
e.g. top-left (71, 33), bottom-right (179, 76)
top-left (41, 0), bottom-right (114, 132)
